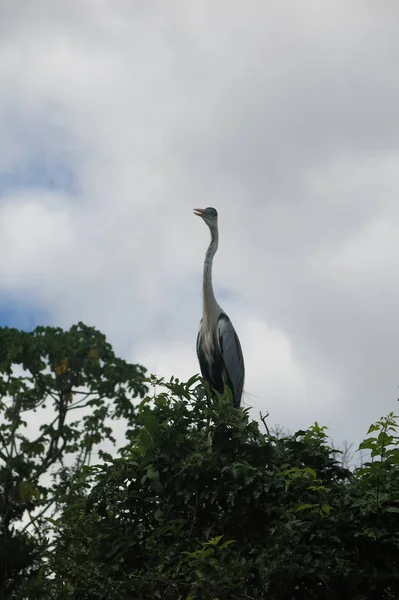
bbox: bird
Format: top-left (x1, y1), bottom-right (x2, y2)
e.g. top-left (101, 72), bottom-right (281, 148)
top-left (194, 207), bottom-right (245, 408)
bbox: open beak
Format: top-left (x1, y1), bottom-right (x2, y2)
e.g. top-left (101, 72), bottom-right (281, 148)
top-left (193, 208), bottom-right (207, 217)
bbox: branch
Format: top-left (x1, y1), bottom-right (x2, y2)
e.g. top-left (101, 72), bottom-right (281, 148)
top-left (29, 392), bottom-right (70, 481)
top-left (260, 411), bottom-right (270, 435)
top-left (22, 498), bottom-right (56, 534)
top-left (32, 438), bottom-right (68, 481)
top-left (19, 412), bottom-right (61, 458)
top-left (9, 396), bottom-right (23, 458)
top-left (0, 429), bottom-right (10, 459)
top-left (68, 393), bottom-right (102, 411)
top-left (75, 444), bottom-right (90, 471)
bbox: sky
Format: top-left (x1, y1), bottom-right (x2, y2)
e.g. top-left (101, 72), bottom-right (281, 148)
top-left (1, 0), bottom-right (399, 451)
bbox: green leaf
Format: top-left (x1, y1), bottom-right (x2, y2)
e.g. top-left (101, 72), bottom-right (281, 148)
top-left (358, 438), bottom-right (377, 451)
top-left (146, 468), bottom-right (160, 481)
top-left (150, 480), bottom-right (164, 494)
top-left (320, 504), bottom-right (331, 516)
top-left (367, 424), bottom-right (380, 434)
top-left (154, 508), bottom-right (163, 520)
top-left (295, 503), bottom-right (314, 512)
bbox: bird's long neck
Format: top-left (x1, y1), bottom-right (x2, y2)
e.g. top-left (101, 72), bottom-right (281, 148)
top-left (202, 226), bottom-right (220, 322)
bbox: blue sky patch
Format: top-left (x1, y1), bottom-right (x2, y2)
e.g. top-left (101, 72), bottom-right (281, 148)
top-left (0, 154), bottom-right (78, 198)
top-left (0, 106), bottom-right (80, 199)
top-left (0, 296), bottom-right (50, 331)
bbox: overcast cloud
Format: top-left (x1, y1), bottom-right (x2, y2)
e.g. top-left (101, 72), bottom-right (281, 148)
top-left (1, 0), bottom-right (399, 450)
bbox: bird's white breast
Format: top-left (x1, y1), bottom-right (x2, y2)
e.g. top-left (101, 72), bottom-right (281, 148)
top-left (199, 317), bottom-right (219, 365)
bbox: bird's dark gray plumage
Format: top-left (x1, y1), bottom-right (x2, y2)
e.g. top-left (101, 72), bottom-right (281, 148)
top-left (194, 207), bottom-right (245, 408)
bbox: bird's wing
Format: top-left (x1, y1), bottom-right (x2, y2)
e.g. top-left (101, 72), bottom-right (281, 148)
top-left (217, 313), bottom-right (245, 407)
top-left (197, 318), bottom-right (225, 394)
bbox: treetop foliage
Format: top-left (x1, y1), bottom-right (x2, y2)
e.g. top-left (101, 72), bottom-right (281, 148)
top-left (45, 377), bottom-right (399, 600)
top-left (0, 322), bottom-right (148, 597)
top-left (1, 323), bottom-right (399, 600)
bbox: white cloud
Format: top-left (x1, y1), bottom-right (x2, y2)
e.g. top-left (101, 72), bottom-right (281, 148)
top-left (0, 0), bottom-right (398, 451)
top-left (0, 193), bottom-right (74, 286)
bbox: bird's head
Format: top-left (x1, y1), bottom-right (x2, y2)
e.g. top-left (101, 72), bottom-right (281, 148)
top-left (193, 207), bottom-right (218, 230)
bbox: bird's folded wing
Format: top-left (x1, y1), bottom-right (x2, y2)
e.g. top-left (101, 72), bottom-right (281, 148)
top-left (217, 313), bottom-right (245, 407)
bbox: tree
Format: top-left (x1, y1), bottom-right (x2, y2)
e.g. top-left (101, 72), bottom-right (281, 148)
top-left (43, 377), bottom-right (399, 600)
top-left (0, 322), bottom-right (148, 599)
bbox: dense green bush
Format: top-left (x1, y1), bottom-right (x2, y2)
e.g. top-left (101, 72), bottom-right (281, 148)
top-left (42, 377), bottom-right (399, 600)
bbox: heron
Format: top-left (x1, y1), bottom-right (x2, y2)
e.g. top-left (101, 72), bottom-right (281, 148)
top-left (194, 207), bottom-right (245, 408)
